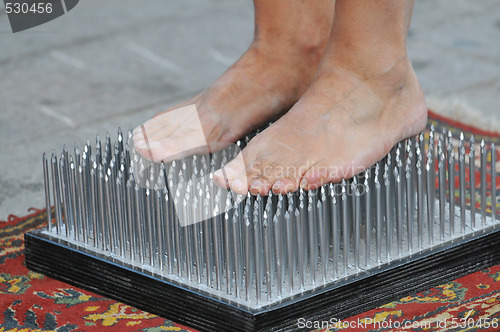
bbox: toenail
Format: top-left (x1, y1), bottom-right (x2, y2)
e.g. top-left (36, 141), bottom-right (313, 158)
top-left (300, 178), bottom-right (308, 190)
top-left (213, 169), bottom-right (224, 179)
top-left (232, 179), bottom-right (245, 192)
top-left (250, 180), bottom-right (263, 192)
top-left (213, 170), bottom-right (227, 186)
top-left (272, 181), bottom-right (284, 191)
top-left (284, 183), bottom-right (295, 193)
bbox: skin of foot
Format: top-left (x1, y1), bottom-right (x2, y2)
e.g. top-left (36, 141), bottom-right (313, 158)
top-left (133, 0), bottom-right (334, 163)
top-left (213, 0), bottom-right (428, 195)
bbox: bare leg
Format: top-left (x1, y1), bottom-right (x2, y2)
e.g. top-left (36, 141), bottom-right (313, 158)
top-left (215, 0), bottom-right (427, 195)
top-left (133, 0), bottom-right (334, 162)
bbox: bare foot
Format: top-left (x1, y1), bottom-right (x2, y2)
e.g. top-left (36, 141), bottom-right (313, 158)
top-left (212, 0), bottom-right (427, 195)
top-left (213, 58), bottom-right (428, 195)
top-left (133, 0), bottom-right (335, 162)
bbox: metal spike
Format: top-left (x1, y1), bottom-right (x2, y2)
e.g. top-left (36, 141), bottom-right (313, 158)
top-left (318, 189), bottom-right (328, 280)
top-left (273, 212), bottom-right (283, 296)
top-left (51, 153), bottom-right (62, 234)
top-left (426, 158), bottom-right (435, 245)
top-left (353, 178), bottom-right (361, 270)
top-left (62, 146), bottom-right (72, 226)
top-left (59, 155), bottom-right (70, 237)
top-left (43, 153), bottom-right (52, 232)
top-left (438, 151), bottom-right (446, 241)
top-left (116, 175), bottom-right (125, 258)
top-left (222, 209), bottom-right (232, 294)
top-left (90, 165), bottom-right (98, 248)
top-left (126, 179), bottom-right (135, 261)
top-left (104, 173), bottom-right (114, 253)
top-left (447, 130), bottom-right (453, 152)
top-left (448, 140), bottom-right (455, 235)
top-left (480, 140), bottom-right (487, 225)
top-left (74, 144), bottom-right (81, 172)
top-left (232, 198), bottom-right (243, 297)
top-left (416, 150), bottom-right (425, 249)
top-left (164, 189), bottom-right (173, 274)
top-left (363, 171), bottom-right (372, 266)
top-left (405, 161), bottom-right (414, 251)
top-left (182, 190), bottom-right (192, 281)
top-left (213, 201), bottom-right (223, 290)
top-left (294, 207), bottom-right (304, 288)
top-left (297, 191), bottom-right (306, 287)
top-left (341, 179), bottom-right (350, 272)
top-left (284, 210), bottom-right (294, 292)
top-left (262, 208), bottom-right (272, 300)
top-left (307, 194), bottom-right (317, 285)
top-left (97, 166), bottom-right (106, 250)
top-left (330, 184), bottom-right (340, 277)
top-left (469, 135), bottom-right (476, 229)
top-left (134, 183), bottom-right (144, 265)
top-left (79, 163), bottom-right (89, 244)
top-left (253, 196), bottom-right (262, 302)
top-left (117, 127), bottom-right (124, 154)
top-left (491, 143), bottom-right (497, 222)
top-left (244, 196), bottom-right (252, 300)
top-left (459, 134), bottom-right (466, 233)
top-left (204, 197), bottom-right (214, 288)
top-left (374, 166), bottom-right (383, 262)
top-left (95, 134), bottom-right (102, 164)
top-left (192, 196), bottom-right (201, 283)
top-left (394, 167), bottom-right (403, 255)
top-left (383, 163), bottom-right (392, 258)
top-left (84, 144), bottom-right (93, 210)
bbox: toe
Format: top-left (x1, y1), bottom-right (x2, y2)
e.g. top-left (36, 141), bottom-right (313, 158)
top-left (229, 178), bottom-right (249, 195)
top-left (213, 169), bottom-right (229, 189)
top-left (300, 163), bottom-right (332, 191)
top-left (271, 178), bottom-right (298, 195)
top-left (249, 177), bottom-right (272, 196)
top-left (135, 142), bottom-right (174, 163)
top-left (214, 153), bottom-right (249, 194)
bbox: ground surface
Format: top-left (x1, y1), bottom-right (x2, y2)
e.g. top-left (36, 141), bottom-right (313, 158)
top-left (1, 0), bottom-right (499, 219)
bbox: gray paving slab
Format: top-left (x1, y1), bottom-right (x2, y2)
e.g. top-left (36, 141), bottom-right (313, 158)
top-left (408, 38), bottom-right (500, 95)
top-left (423, 9), bottom-right (500, 63)
top-left (411, 0), bottom-right (500, 31)
top-left (0, 0), bottom-right (223, 62)
top-left (0, 96), bottom-right (187, 219)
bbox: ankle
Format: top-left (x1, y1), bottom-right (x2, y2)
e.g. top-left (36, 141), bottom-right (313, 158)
top-left (253, 27), bottom-right (329, 67)
top-left (324, 51), bottom-right (414, 95)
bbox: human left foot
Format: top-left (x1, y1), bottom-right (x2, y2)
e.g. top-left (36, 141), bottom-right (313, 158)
top-left (213, 57), bottom-right (428, 195)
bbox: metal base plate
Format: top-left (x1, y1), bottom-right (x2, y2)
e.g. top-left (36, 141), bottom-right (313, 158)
top-left (25, 229), bottom-right (500, 332)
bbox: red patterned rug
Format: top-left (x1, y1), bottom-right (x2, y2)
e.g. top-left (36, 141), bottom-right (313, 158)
top-left (1, 111), bottom-right (499, 332)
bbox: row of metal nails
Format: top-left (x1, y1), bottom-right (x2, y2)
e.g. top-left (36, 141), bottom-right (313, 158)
top-left (43, 125), bottom-right (498, 305)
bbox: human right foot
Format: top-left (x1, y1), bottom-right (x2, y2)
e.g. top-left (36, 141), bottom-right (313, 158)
top-left (213, 58), bottom-right (427, 195)
top-left (212, 0), bottom-right (428, 195)
top-left (133, 0), bottom-right (335, 163)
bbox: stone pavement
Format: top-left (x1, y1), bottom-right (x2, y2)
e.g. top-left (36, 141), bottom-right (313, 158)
top-left (0, 0), bottom-right (499, 219)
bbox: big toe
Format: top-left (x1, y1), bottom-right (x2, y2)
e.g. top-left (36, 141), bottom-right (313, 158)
top-left (214, 153), bottom-right (249, 195)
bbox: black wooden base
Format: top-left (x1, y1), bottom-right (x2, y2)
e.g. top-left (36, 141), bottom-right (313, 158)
top-left (25, 230), bottom-right (500, 332)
